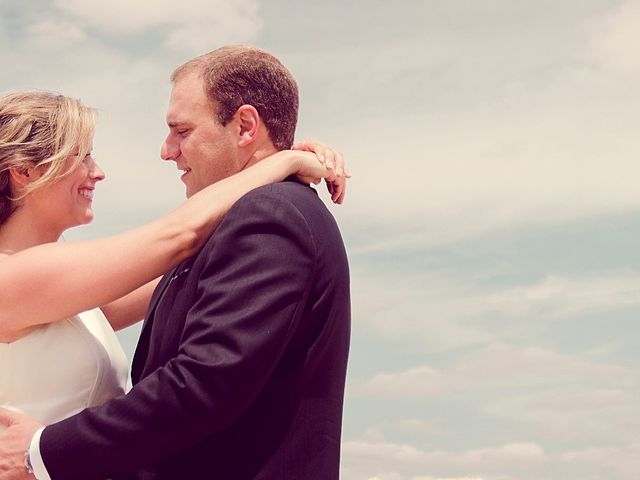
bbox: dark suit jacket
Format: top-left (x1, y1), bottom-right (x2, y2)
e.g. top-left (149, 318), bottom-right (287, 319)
top-left (40, 181), bottom-right (351, 479)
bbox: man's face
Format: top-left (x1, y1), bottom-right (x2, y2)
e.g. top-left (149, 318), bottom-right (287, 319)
top-left (161, 71), bottom-right (241, 197)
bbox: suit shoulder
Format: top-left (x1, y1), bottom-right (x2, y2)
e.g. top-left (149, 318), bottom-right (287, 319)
top-left (232, 180), bottom-right (327, 220)
top-left (242, 180), bottom-right (317, 203)
top-left (208, 181), bottom-right (318, 241)
top-left (195, 181), bottom-right (319, 262)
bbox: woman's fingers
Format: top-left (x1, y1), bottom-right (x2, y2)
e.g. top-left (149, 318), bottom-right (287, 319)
top-left (292, 138), bottom-right (349, 204)
top-left (334, 150), bottom-right (344, 177)
top-left (294, 138), bottom-right (336, 169)
top-left (333, 179), bottom-right (346, 204)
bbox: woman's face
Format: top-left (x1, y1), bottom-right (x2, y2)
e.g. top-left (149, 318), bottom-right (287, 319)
top-left (29, 146), bottom-right (105, 233)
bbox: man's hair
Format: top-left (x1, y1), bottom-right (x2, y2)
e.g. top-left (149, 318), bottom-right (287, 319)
top-left (171, 45), bottom-right (299, 151)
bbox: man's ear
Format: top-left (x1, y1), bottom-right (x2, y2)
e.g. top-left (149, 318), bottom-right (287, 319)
top-left (235, 105), bottom-right (260, 147)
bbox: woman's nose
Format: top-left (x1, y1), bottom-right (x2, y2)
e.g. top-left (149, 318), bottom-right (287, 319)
top-left (91, 160), bottom-right (106, 181)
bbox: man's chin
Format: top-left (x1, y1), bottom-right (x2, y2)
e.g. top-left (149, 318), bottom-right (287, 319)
top-left (184, 181), bottom-right (197, 198)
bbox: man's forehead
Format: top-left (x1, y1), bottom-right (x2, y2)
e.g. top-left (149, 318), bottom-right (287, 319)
top-left (165, 104), bottom-right (187, 126)
top-left (166, 98), bottom-right (210, 126)
top-left (166, 75), bottom-right (216, 124)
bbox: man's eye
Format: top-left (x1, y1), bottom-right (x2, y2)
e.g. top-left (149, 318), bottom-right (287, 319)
top-left (177, 129), bottom-right (188, 136)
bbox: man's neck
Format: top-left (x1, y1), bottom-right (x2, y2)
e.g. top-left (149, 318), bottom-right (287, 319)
top-left (241, 144), bottom-right (280, 171)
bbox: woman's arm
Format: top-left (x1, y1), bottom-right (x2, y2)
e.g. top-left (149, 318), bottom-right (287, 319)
top-left (100, 278), bottom-right (161, 331)
top-left (102, 144), bottom-right (347, 332)
top-left (0, 149), bottom-right (345, 342)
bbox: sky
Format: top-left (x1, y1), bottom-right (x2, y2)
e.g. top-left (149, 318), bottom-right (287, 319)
top-left (2, 1), bottom-right (640, 478)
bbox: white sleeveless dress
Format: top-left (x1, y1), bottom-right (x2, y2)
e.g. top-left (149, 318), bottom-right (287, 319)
top-left (0, 308), bottom-right (128, 429)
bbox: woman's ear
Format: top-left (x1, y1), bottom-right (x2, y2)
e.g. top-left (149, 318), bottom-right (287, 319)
top-left (235, 105), bottom-right (260, 147)
top-left (8, 167), bottom-right (32, 188)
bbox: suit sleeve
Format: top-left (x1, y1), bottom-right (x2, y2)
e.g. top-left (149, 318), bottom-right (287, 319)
top-left (40, 189), bottom-right (318, 480)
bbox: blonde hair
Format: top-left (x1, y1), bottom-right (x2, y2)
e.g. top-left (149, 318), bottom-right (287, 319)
top-left (0, 91), bottom-right (96, 225)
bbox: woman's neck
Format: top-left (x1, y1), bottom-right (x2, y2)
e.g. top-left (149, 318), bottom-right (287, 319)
top-left (0, 205), bottom-right (63, 253)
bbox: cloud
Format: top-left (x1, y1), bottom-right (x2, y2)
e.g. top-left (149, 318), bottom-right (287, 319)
top-left (352, 264), bottom-right (640, 352)
top-left (295, 1), bottom-right (640, 251)
top-left (589, 0), bottom-right (640, 72)
top-left (52, 0), bottom-right (262, 52)
top-left (27, 17), bottom-right (86, 47)
top-left (393, 419), bottom-right (433, 435)
top-left (514, 388), bottom-right (640, 443)
top-left (560, 443), bottom-right (640, 477)
top-left (343, 434), bottom-right (640, 480)
top-left (351, 269), bottom-right (494, 350)
top-left (348, 343), bottom-right (640, 451)
top-left (336, 83), bottom-right (640, 249)
top-left (485, 272), bottom-right (640, 319)
top-left (349, 343), bottom-right (638, 400)
top-left (350, 366), bottom-right (448, 400)
top-left (342, 436), bottom-right (545, 480)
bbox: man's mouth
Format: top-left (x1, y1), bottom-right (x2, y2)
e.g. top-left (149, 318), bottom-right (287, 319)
top-left (180, 167), bottom-right (192, 177)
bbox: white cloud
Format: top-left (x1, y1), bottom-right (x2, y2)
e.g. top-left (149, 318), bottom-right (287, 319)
top-left (342, 430), bottom-right (640, 480)
top-left (351, 267), bottom-right (495, 350)
top-left (27, 17), bottom-right (86, 47)
top-left (590, 0), bottom-right (640, 72)
top-left (298, 1), bottom-right (640, 251)
top-left (486, 272), bottom-right (640, 319)
top-left (560, 443), bottom-right (640, 477)
top-left (413, 477), bottom-right (490, 480)
top-left (349, 343), bottom-right (640, 450)
top-left (53, 0), bottom-right (262, 52)
top-left (336, 86), bottom-right (640, 249)
top-left (350, 343), bottom-right (639, 400)
top-left (352, 267), bottom-right (640, 352)
top-left (342, 436), bottom-right (545, 480)
top-left (513, 388), bottom-right (640, 443)
top-left (393, 419), bottom-right (432, 435)
top-left (343, 432), bottom-right (640, 480)
top-left (350, 365), bottom-right (448, 400)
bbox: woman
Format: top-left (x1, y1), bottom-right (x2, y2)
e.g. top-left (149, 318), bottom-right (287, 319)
top-left (0, 90), bottom-right (347, 426)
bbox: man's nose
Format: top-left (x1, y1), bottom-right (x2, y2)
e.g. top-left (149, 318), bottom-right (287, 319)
top-left (161, 136), bottom-right (179, 161)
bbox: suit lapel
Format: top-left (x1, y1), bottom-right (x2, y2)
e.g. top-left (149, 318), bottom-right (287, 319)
top-left (145, 267), bottom-right (179, 325)
top-left (131, 265), bottom-right (179, 383)
top-left (132, 260), bottom-right (195, 383)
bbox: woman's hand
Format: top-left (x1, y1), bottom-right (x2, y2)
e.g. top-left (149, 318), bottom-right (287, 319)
top-left (292, 138), bottom-right (350, 204)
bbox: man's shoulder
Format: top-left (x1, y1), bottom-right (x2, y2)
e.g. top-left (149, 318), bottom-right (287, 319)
top-left (234, 179), bottom-right (326, 217)
top-left (243, 179), bottom-right (316, 202)
top-left (194, 178), bottom-right (344, 265)
top-left (201, 181), bottom-right (318, 244)
top-left (193, 181), bottom-right (321, 261)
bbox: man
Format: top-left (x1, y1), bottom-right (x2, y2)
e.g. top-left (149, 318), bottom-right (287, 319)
top-left (0, 46), bottom-right (350, 479)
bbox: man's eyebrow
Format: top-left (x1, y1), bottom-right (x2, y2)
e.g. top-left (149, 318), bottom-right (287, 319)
top-left (167, 120), bottom-right (187, 128)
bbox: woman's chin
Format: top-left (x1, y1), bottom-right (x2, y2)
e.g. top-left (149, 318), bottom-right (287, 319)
top-left (83, 212), bottom-right (95, 224)
top-left (72, 210), bottom-right (95, 227)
